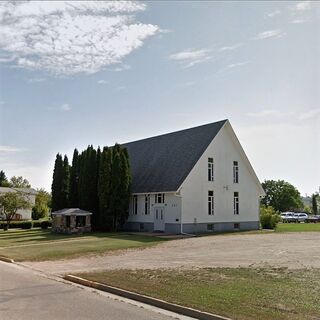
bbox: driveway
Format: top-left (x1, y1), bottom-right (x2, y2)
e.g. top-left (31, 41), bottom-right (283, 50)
top-left (0, 261), bottom-right (189, 320)
top-left (22, 232), bottom-right (320, 275)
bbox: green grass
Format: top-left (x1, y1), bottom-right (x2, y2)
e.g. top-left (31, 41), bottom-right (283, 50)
top-left (276, 223), bottom-right (320, 232)
top-left (77, 268), bottom-right (320, 320)
top-left (0, 228), bottom-right (165, 261)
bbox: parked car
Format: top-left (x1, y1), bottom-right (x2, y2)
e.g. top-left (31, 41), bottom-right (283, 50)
top-left (281, 212), bottom-right (296, 223)
top-left (305, 215), bottom-right (320, 223)
top-left (293, 213), bottom-right (308, 223)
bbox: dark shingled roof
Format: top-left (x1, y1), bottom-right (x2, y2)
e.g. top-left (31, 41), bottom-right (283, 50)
top-left (122, 119), bottom-right (228, 193)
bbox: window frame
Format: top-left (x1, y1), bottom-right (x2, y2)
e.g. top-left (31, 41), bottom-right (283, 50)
top-left (133, 195), bottom-right (138, 215)
top-left (145, 194), bottom-right (150, 215)
top-left (233, 161), bottom-right (239, 183)
top-left (208, 190), bottom-right (214, 215)
top-left (208, 157), bottom-right (214, 181)
top-left (234, 192), bottom-right (239, 215)
top-left (155, 193), bottom-right (165, 204)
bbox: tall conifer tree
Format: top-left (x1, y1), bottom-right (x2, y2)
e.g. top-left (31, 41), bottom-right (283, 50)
top-left (69, 149), bottom-right (80, 207)
top-left (51, 154), bottom-right (64, 211)
top-left (61, 155), bottom-right (70, 208)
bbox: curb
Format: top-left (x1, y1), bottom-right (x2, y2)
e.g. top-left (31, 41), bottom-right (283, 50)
top-left (64, 275), bottom-right (231, 320)
top-left (0, 256), bottom-right (14, 263)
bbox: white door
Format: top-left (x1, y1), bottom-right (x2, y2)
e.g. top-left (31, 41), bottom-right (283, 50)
top-left (154, 207), bottom-right (165, 231)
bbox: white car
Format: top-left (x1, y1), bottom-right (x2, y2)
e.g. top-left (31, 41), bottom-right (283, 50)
top-left (280, 212), bottom-right (295, 223)
top-left (293, 213), bottom-right (308, 223)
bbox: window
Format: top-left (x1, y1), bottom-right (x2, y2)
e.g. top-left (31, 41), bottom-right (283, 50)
top-left (234, 192), bottom-right (239, 215)
top-left (207, 224), bottom-right (214, 231)
top-left (155, 193), bottom-right (165, 204)
top-left (76, 216), bottom-right (86, 227)
top-left (66, 216), bottom-right (71, 228)
top-left (140, 223), bottom-right (144, 230)
top-left (233, 161), bottom-right (239, 183)
top-left (208, 190), bottom-right (214, 215)
top-left (234, 223), bottom-right (240, 230)
top-left (145, 194), bottom-right (150, 215)
top-left (133, 195), bottom-right (138, 215)
top-left (208, 157), bottom-right (214, 181)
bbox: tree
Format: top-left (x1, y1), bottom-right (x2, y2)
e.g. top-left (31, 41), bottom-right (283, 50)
top-left (61, 155), bottom-right (70, 208)
top-left (261, 180), bottom-right (303, 212)
top-left (0, 192), bottom-right (31, 230)
top-left (0, 170), bottom-right (9, 187)
top-left (51, 154), bottom-right (64, 211)
top-left (32, 189), bottom-right (51, 220)
top-left (98, 147), bottom-right (112, 230)
top-left (312, 193), bottom-right (319, 215)
top-left (69, 149), bottom-right (80, 208)
top-left (9, 176), bottom-right (31, 188)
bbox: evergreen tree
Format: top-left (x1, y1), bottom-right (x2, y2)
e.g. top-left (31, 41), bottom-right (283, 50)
top-left (61, 155), bottom-right (70, 208)
top-left (312, 193), bottom-right (319, 215)
top-left (98, 147), bottom-right (112, 230)
top-left (51, 154), bottom-right (64, 211)
top-left (0, 170), bottom-right (9, 187)
top-left (69, 149), bottom-right (80, 207)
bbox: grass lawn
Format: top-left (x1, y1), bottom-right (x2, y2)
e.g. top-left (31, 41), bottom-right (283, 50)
top-left (276, 223), bottom-right (320, 232)
top-left (77, 268), bottom-right (320, 320)
top-left (0, 228), bottom-right (165, 261)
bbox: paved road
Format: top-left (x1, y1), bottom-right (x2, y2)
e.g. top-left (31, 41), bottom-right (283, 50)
top-left (0, 262), bottom-right (186, 320)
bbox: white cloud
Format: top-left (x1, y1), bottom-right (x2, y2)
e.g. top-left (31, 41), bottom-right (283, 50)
top-left (290, 18), bottom-right (308, 24)
top-left (27, 77), bottom-right (46, 83)
top-left (298, 108), bottom-right (320, 120)
top-left (169, 49), bottom-right (212, 68)
top-left (253, 29), bottom-right (286, 40)
top-left (110, 64), bottom-right (131, 72)
top-left (0, 145), bottom-right (25, 153)
top-left (247, 109), bottom-right (281, 117)
top-left (97, 80), bottom-right (108, 85)
top-left (227, 61), bottom-right (250, 69)
top-left (0, 1), bottom-right (159, 76)
top-left (60, 103), bottom-right (71, 111)
top-left (293, 1), bottom-right (311, 11)
top-left (218, 43), bottom-right (243, 52)
top-left (267, 10), bottom-right (281, 17)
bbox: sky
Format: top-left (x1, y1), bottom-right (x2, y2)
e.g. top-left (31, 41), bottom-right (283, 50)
top-left (0, 1), bottom-right (319, 196)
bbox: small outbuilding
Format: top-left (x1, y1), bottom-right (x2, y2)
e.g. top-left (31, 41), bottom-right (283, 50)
top-left (51, 208), bottom-right (92, 234)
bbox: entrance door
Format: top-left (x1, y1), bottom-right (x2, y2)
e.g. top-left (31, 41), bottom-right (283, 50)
top-left (154, 207), bottom-right (165, 231)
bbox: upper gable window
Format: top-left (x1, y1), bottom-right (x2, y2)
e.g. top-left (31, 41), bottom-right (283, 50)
top-left (234, 192), bottom-right (239, 215)
top-left (208, 158), bottom-right (214, 181)
top-left (155, 193), bottom-right (165, 204)
top-left (208, 190), bottom-right (214, 215)
top-left (233, 161), bottom-right (239, 183)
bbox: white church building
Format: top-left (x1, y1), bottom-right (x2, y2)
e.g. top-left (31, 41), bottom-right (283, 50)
top-left (123, 119), bottom-right (265, 233)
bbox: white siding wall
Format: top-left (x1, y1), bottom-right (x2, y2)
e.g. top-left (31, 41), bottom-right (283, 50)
top-left (17, 194), bottom-right (35, 220)
top-left (180, 122), bottom-right (261, 224)
top-left (127, 193), bottom-right (181, 224)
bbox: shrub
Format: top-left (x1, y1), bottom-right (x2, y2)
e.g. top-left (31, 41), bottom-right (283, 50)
top-left (40, 220), bottom-right (52, 229)
top-left (20, 221), bottom-right (33, 229)
top-left (260, 205), bottom-right (280, 229)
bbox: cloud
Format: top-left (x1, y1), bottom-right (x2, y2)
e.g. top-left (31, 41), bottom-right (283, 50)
top-left (97, 80), bottom-right (108, 85)
top-left (253, 29), bottom-right (286, 40)
top-left (60, 103), bottom-right (71, 111)
top-left (247, 109), bottom-right (281, 117)
top-left (0, 145), bottom-right (25, 153)
top-left (0, 1), bottom-right (159, 76)
top-left (218, 43), bottom-right (243, 52)
top-left (298, 108), bottom-right (320, 120)
top-left (27, 78), bottom-right (46, 83)
top-left (293, 1), bottom-right (311, 11)
top-left (110, 64), bottom-right (131, 72)
top-left (267, 10), bottom-right (281, 17)
top-left (290, 18), bottom-right (308, 24)
top-left (226, 61), bottom-right (250, 69)
top-left (169, 48), bottom-right (212, 69)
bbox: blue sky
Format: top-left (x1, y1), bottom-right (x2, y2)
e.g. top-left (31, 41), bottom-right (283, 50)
top-left (0, 1), bottom-right (319, 195)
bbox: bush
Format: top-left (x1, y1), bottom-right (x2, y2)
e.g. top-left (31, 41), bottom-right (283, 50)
top-left (40, 220), bottom-right (52, 229)
top-left (260, 205), bottom-right (280, 229)
top-left (32, 204), bottom-right (49, 220)
top-left (32, 221), bottom-right (42, 228)
top-left (20, 221), bottom-right (33, 229)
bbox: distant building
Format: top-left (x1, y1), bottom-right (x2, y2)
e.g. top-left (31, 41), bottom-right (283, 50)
top-left (51, 208), bottom-right (92, 234)
top-left (0, 187), bottom-right (37, 220)
top-left (123, 119), bottom-right (265, 234)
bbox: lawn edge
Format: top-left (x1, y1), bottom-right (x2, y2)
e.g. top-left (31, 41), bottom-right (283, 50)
top-left (0, 256), bottom-right (14, 263)
top-left (64, 274), bottom-right (231, 320)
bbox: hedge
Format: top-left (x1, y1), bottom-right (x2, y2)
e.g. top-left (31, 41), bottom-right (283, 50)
top-left (0, 219), bottom-right (52, 230)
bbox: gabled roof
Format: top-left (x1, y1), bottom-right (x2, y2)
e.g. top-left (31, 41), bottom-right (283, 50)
top-left (122, 119), bottom-right (228, 193)
top-left (52, 208), bottom-right (92, 216)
